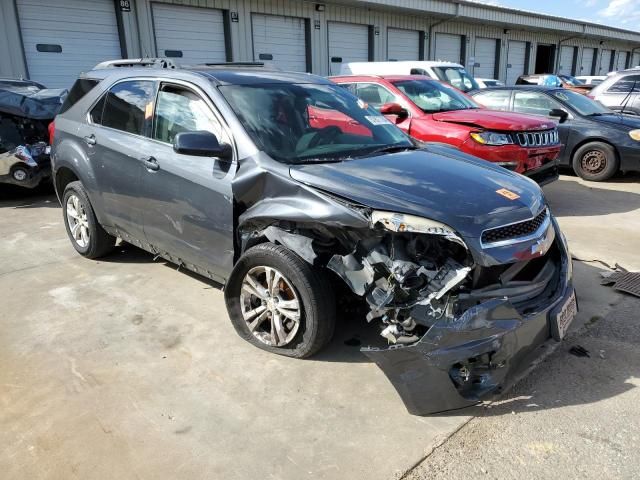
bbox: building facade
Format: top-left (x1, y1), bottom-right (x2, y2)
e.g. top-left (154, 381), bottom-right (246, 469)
top-left (1, 0), bottom-right (640, 89)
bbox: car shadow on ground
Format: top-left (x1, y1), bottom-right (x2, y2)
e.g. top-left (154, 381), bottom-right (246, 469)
top-left (544, 174), bottom-right (640, 217)
top-left (0, 182), bottom-right (58, 208)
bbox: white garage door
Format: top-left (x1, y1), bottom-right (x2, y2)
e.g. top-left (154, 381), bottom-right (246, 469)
top-left (328, 22), bottom-right (369, 75)
top-left (435, 33), bottom-right (462, 63)
top-left (616, 52), bottom-right (629, 71)
top-left (581, 48), bottom-right (595, 75)
top-left (558, 46), bottom-right (575, 75)
top-left (474, 37), bottom-right (497, 78)
top-left (153, 4), bottom-right (226, 65)
top-left (633, 52), bottom-right (640, 68)
top-left (17, 0), bottom-right (121, 89)
top-left (387, 28), bottom-right (420, 61)
top-left (252, 14), bottom-right (307, 72)
top-left (599, 49), bottom-right (613, 74)
top-left (506, 40), bottom-right (527, 85)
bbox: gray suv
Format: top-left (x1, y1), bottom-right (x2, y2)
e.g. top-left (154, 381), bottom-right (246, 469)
top-left (52, 61), bottom-right (576, 415)
top-left (589, 69), bottom-right (640, 115)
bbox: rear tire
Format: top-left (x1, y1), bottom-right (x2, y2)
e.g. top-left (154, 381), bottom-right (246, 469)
top-left (572, 142), bottom-right (618, 182)
top-left (225, 242), bottom-right (335, 358)
top-left (10, 165), bottom-right (29, 183)
top-left (62, 181), bottom-right (116, 258)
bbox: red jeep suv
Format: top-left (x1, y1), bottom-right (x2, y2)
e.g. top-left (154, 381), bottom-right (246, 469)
top-left (331, 75), bottom-right (561, 185)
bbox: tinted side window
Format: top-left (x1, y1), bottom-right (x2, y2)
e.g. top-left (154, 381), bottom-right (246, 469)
top-left (607, 75), bottom-right (640, 93)
top-left (355, 83), bottom-right (397, 108)
top-left (90, 95), bottom-right (106, 124)
top-left (59, 79), bottom-right (99, 114)
top-left (102, 80), bottom-right (156, 136)
top-left (513, 92), bottom-right (561, 117)
top-left (152, 85), bottom-right (225, 144)
top-left (474, 91), bottom-right (511, 111)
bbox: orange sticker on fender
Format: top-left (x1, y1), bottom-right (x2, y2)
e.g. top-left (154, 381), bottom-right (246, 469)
top-left (496, 188), bottom-right (520, 200)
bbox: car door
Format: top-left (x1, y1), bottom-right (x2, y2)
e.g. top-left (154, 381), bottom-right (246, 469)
top-left (138, 81), bottom-right (235, 280)
top-left (79, 79), bottom-right (157, 241)
top-left (511, 91), bottom-right (572, 158)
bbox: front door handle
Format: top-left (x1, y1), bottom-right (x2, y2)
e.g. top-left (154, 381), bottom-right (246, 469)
top-left (84, 134), bottom-right (96, 146)
top-left (142, 156), bottom-right (159, 171)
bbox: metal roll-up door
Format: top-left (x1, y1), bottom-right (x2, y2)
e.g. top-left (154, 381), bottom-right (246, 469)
top-left (153, 4), bottom-right (226, 65)
top-left (435, 33), bottom-right (462, 63)
top-left (328, 22), bottom-right (369, 75)
top-left (506, 40), bottom-right (527, 85)
top-left (599, 49), bottom-right (613, 74)
top-left (581, 48), bottom-right (595, 75)
top-left (474, 37), bottom-right (497, 78)
top-left (558, 46), bottom-right (575, 75)
top-left (16, 0), bottom-right (122, 89)
top-left (616, 52), bottom-right (629, 71)
top-left (387, 28), bottom-right (420, 61)
top-left (252, 14), bottom-right (307, 72)
top-left (633, 52), bottom-right (640, 68)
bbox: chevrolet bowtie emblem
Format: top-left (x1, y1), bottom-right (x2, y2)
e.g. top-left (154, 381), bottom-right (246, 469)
top-left (531, 227), bottom-right (554, 256)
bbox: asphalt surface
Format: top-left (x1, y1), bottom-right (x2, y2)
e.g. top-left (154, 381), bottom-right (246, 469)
top-left (404, 172), bottom-right (640, 480)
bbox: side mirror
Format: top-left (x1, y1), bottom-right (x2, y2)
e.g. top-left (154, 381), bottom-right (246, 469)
top-left (173, 131), bottom-right (232, 159)
top-left (549, 108), bottom-right (569, 123)
top-left (379, 102), bottom-right (408, 121)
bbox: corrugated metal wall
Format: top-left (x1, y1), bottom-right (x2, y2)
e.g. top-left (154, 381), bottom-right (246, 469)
top-left (1, 0), bottom-right (639, 82)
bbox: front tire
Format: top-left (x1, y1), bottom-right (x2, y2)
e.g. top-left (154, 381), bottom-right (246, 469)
top-left (62, 181), bottom-right (116, 258)
top-left (225, 243), bottom-right (335, 358)
top-left (572, 142), bottom-right (618, 182)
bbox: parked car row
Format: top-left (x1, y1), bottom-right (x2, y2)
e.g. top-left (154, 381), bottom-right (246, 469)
top-left (48, 60), bottom-right (578, 415)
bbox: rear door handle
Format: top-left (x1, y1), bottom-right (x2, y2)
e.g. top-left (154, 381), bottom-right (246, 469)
top-left (84, 134), bottom-right (96, 146)
top-left (142, 156), bottom-right (159, 171)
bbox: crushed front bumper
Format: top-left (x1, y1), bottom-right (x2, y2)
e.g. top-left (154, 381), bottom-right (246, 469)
top-left (362, 246), bottom-right (574, 415)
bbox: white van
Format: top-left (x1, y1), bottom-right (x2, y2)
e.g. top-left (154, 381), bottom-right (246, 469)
top-left (338, 61), bottom-right (480, 92)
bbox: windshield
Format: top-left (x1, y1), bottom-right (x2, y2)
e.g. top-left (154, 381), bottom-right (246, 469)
top-left (551, 89), bottom-right (611, 116)
top-left (218, 83), bottom-right (412, 164)
top-left (558, 75), bottom-right (584, 86)
top-left (392, 79), bottom-right (479, 113)
top-left (431, 67), bottom-right (479, 92)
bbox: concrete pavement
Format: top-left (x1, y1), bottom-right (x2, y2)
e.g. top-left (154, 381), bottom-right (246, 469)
top-left (1, 173), bottom-right (638, 479)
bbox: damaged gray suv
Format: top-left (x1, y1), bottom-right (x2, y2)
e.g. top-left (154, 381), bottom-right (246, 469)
top-left (52, 60), bottom-right (577, 415)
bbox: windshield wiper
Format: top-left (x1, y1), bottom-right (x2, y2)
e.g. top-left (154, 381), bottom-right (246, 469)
top-left (355, 144), bottom-right (417, 158)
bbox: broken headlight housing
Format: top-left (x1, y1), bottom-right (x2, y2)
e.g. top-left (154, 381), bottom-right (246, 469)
top-left (370, 210), bottom-right (467, 248)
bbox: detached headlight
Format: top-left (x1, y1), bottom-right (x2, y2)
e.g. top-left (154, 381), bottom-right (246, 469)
top-left (370, 211), bottom-right (467, 247)
top-left (629, 129), bottom-right (640, 141)
top-left (470, 131), bottom-right (514, 146)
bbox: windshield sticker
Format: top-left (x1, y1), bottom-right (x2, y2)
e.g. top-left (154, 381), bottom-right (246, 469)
top-left (366, 115), bottom-right (392, 126)
top-left (496, 188), bottom-right (520, 200)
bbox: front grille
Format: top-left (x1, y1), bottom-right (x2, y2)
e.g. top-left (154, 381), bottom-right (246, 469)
top-left (514, 129), bottom-right (559, 147)
top-left (481, 208), bottom-right (548, 245)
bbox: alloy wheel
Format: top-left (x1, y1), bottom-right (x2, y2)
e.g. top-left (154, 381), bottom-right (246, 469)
top-left (240, 266), bottom-right (301, 347)
top-left (66, 194), bottom-right (90, 248)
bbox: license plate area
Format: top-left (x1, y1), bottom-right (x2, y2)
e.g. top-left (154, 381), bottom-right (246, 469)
top-left (550, 289), bottom-right (577, 341)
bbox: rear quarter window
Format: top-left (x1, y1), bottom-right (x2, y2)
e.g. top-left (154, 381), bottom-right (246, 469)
top-left (59, 79), bottom-right (99, 114)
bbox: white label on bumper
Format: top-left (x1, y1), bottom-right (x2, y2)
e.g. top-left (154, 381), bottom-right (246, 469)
top-left (554, 290), bottom-right (577, 340)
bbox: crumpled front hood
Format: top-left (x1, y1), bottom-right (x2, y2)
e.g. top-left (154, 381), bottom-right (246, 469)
top-left (431, 109), bottom-right (557, 131)
top-left (289, 148), bottom-right (545, 238)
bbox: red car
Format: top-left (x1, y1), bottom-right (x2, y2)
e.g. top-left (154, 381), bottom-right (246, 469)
top-left (330, 75), bottom-right (562, 185)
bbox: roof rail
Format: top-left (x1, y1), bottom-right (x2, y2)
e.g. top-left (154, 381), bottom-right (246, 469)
top-left (198, 62), bottom-right (267, 67)
top-left (92, 58), bottom-right (179, 70)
